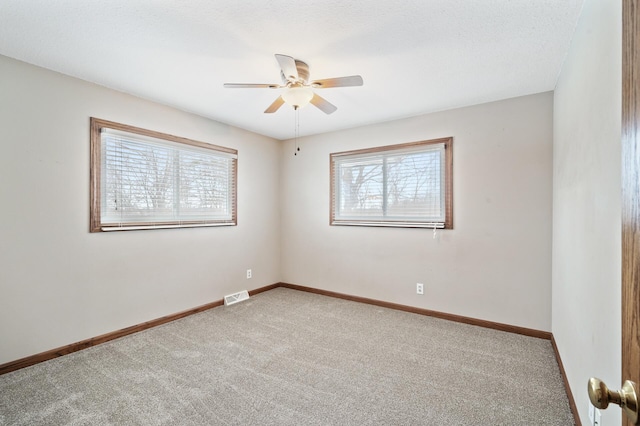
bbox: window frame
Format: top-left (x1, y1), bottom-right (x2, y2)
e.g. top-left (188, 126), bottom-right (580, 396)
top-left (330, 137), bottom-right (453, 229)
top-left (90, 117), bottom-right (238, 232)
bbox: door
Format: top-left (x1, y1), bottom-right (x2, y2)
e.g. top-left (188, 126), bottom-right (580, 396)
top-left (590, 2), bottom-right (640, 425)
top-left (622, 0), bottom-right (639, 425)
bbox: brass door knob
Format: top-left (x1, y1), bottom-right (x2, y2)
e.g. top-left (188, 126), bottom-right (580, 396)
top-left (588, 377), bottom-right (639, 424)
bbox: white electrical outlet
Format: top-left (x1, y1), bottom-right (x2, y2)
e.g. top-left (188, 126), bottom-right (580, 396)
top-left (416, 283), bottom-right (424, 295)
top-left (246, 269), bottom-right (252, 279)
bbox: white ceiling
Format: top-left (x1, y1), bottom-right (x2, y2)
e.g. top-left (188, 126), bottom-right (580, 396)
top-left (0, 0), bottom-right (584, 140)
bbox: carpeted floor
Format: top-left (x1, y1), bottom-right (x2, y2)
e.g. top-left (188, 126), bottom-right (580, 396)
top-left (0, 288), bottom-right (574, 425)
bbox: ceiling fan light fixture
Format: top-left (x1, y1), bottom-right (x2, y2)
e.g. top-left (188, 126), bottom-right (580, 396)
top-left (282, 86), bottom-right (313, 108)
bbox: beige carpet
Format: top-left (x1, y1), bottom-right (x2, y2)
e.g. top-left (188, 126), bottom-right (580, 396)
top-left (0, 288), bottom-right (574, 425)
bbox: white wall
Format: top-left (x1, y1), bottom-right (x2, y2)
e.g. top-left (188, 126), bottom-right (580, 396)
top-left (0, 55), bottom-right (281, 365)
top-left (280, 93), bottom-right (554, 331)
top-left (552, 0), bottom-right (622, 424)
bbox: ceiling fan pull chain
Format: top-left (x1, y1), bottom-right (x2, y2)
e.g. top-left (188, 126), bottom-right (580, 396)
top-left (294, 106), bottom-right (299, 156)
top-left (297, 108), bottom-right (301, 154)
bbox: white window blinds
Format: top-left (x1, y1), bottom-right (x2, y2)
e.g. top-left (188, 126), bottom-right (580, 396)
top-left (331, 139), bottom-right (452, 228)
top-left (91, 119), bottom-right (237, 232)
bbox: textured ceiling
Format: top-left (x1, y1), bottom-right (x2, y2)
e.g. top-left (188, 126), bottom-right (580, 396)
top-left (0, 0), bottom-right (584, 140)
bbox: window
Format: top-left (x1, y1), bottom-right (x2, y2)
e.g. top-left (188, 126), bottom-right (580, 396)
top-left (330, 138), bottom-right (452, 229)
top-left (90, 118), bottom-right (237, 232)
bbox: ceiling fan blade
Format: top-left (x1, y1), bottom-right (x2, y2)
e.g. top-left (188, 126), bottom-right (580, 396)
top-left (310, 75), bottom-right (364, 88)
top-left (275, 54), bottom-right (298, 81)
top-left (310, 93), bottom-right (337, 114)
top-left (224, 83), bottom-right (280, 89)
top-left (295, 60), bottom-right (310, 83)
top-left (264, 96), bottom-right (285, 113)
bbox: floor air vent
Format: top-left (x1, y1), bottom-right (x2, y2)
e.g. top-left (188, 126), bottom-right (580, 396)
top-left (224, 290), bottom-right (250, 306)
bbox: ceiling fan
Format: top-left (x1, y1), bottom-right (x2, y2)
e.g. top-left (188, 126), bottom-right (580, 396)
top-left (223, 54), bottom-right (363, 114)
